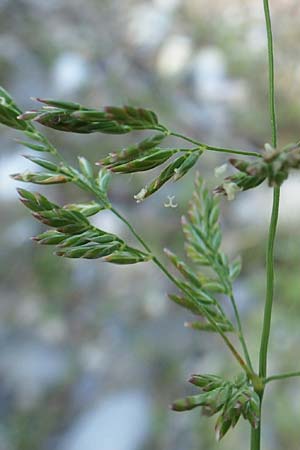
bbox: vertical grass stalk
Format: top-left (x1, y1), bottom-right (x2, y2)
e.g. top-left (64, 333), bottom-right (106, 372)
top-left (252, 1), bottom-right (279, 449)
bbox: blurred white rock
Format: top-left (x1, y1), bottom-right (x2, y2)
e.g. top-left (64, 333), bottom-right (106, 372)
top-left (153, 0), bottom-right (180, 13)
top-left (143, 289), bottom-right (168, 318)
top-left (90, 210), bottom-right (123, 235)
top-left (193, 47), bottom-right (226, 101)
top-left (157, 35), bottom-right (192, 78)
top-left (0, 150), bottom-right (33, 201)
top-left (232, 174), bottom-right (300, 227)
top-left (79, 343), bottom-right (106, 372)
top-left (37, 318), bottom-right (67, 343)
top-left (60, 390), bottom-right (152, 450)
top-left (126, 4), bottom-right (170, 49)
top-left (277, 175), bottom-right (300, 227)
top-left (246, 25), bottom-right (267, 53)
top-left (52, 53), bottom-right (90, 94)
top-left (2, 219), bottom-right (35, 247)
top-left (192, 47), bottom-right (247, 105)
top-left (232, 184), bottom-right (271, 227)
top-left (15, 296), bottom-right (43, 325)
top-left (0, 338), bottom-right (68, 409)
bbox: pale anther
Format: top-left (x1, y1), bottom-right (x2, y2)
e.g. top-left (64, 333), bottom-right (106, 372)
top-left (164, 195), bottom-right (178, 208)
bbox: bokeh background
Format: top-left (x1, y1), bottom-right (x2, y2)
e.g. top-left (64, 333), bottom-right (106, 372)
top-left (1, 1), bottom-right (300, 449)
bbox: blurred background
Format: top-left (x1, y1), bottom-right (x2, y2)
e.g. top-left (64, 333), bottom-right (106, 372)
top-left (1, 1), bottom-right (300, 449)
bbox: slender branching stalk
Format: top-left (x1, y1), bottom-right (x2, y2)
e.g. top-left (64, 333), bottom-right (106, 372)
top-left (265, 371), bottom-right (300, 384)
top-left (229, 292), bottom-right (253, 372)
top-left (170, 132), bottom-right (262, 158)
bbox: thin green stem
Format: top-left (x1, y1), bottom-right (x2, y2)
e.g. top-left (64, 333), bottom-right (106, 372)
top-left (253, 1), bottom-right (279, 449)
top-left (170, 132), bottom-right (262, 158)
top-left (259, 0), bottom-right (278, 384)
top-left (229, 292), bottom-right (253, 372)
top-left (265, 371), bottom-right (300, 384)
top-left (259, 187), bottom-right (280, 379)
top-left (251, 397), bottom-right (262, 450)
top-left (110, 207), bottom-right (152, 253)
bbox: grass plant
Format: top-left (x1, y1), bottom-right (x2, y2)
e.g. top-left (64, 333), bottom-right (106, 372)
top-left (1, 2), bottom-right (299, 448)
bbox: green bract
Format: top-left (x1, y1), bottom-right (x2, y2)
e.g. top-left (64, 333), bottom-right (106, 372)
top-left (17, 188), bottom-right (149, 263)
top-left (172, 373), bottom-right (260, 440)
top-left (164, 176), bottom-right (242, 334)
top-left (19, 99), bottom-right (168, 134)
top-left (0, 87), bottom-right (35, 131)
top-left (215, 142), bottom-right (300, 199)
